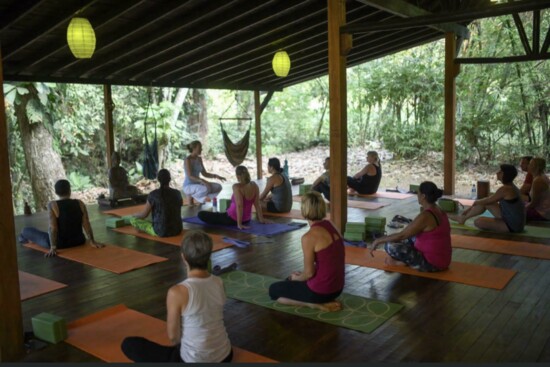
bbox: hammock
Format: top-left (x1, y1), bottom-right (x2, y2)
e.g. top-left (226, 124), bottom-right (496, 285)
top-left (220, 118), bottom-right (251, 167)
top-left (142, 95), bottom-right (158, 180)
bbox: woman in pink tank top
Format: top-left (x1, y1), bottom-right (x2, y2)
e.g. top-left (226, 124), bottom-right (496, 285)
top-left (370, 181), bottom-right (452, 272)
top-left (269, 192), bottom-right (345, 312)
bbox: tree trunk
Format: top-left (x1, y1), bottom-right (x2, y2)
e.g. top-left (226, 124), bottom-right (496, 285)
top-left (187, 89), bottom-right (208, 142)
top-left (15, 86), bottom-right (66, 210)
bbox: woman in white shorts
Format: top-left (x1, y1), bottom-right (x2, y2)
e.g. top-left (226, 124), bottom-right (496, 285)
top-left (183, 141), bottom-right (226, 204)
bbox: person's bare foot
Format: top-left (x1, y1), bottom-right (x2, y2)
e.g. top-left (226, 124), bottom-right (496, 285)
top-left (347, 189), bottom-right (358, 195)
top-left (384, 257), bottom-right (407, 267)
top-left (448, 213), bottom-right (465, 225)
top-left (313, 300), bottom-right (342, 312)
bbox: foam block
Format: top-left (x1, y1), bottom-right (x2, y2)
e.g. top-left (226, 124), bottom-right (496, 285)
top-left (32, 313), bottom-right (67, 344)
top-left (344, 231), bottom-right (364, 241)
top-left (106, 217), bottom-right (126, 228)
top-left (218, 198), bottom-right (231, 213)
top-left (299, 184), bottom-right (313, 195)
top-left (409, 184), bottom-right (419, 193)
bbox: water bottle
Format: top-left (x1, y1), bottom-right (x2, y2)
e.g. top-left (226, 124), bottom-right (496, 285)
top-left (212, 197), bottom-right (218, 212)
top-left (283, 159), bottom-right (289, 177)
top-left (471, 184), bottom-right (477, 199)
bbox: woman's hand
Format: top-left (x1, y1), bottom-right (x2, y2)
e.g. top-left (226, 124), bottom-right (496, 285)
top-left (288, 271), bottom-right (302, 281)
top-left (90, 240), bottom-right (105, 248)
top-left (216, 175), bottom-right (226, 182)
top-left (369, 238), bottom-right (383, 257)
top-left (238, 223), bottom-right (250, 230)
top-left (45, 248), bottom-right (57, 258)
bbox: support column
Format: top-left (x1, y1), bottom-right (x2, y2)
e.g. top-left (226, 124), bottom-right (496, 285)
top-left (104, 84), bottom-right (115, 169)
top-left (0, 47), bottom-right (24, 361)
top-left (444, 32), bottom-right (460, 195)
top-left (327, 0), bottom-right (348, 232)
top-left (254, 90), bottom-right (262, 180)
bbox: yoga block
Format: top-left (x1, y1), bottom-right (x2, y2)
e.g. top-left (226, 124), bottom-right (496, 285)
top-left (121, 215), bottom-right (133, 225)
top-left (344, 231), bottom-right (364, 241)
top-left (345, 222), bottom-right (366, 233)
top-left (218, 198), bottom-right (231, 213)
top-left (438, 198), bottom-right (458, 213)
top-left (299, 184), bottom-right (313, 195)
top-left (409, 184), bottom-right (420, 193)
top-left (32, 313), bottom-right (67, 344)
top-left (106, 217), bottom-right (126, 228)
top-left (364, 216), bottom-right (386, 227)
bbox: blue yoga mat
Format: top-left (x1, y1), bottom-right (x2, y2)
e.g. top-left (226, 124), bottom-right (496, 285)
top-left (182, 216), bottom-right (305, 236)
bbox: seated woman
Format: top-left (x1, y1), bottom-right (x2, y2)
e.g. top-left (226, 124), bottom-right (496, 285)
top-left (347, 150), bottom-right (382, 195)
top-left (183, 141), bottom-right (226, 204)
top-left (259, 157), bottom-right (292, 213)
top-left (449, 164), bottom-right (525, 233)
top-left (19, 179), bottom-right (104, 257)
top-left (370, 181), bottom-right (451, 272)
top-left (312, 157), bottom-right (330, 201)
top-left (268, 191), bottom-right (344, 312)
top-left (525, 157), bottom-right (550, 222)
top-left (198, 166), bottom-right (267, 229)
top-left (130, 169), bottom-right (183, 237)
top-left (109, 151), bottom-right (140, 200)
top-left (121, 230), bottom-right (232, 363)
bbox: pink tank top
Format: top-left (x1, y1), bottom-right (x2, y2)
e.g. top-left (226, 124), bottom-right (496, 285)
top-left (414, 208), bottom-right (452, 269)
top-left (226, 191), bottom-right (255, 223)
top-left (306, 220), bottom-right (345, 294)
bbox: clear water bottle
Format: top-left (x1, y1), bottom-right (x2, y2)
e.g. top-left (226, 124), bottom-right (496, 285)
top-left (212, 197), bottom-right (218, 212)
top-left (283, 159), bottom-right (289, 177)
top-left (471, 184), bottom-right (477, 199)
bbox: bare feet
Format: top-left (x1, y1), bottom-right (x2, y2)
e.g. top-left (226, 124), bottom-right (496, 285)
top-left (313, 300), bottom-right (342, 312)
top-left (447, 213), bottom-right (465, 225)
top-left (384, 256), bottom-right (407, 267)
top-left (347, 189), bottom-right (358, 195)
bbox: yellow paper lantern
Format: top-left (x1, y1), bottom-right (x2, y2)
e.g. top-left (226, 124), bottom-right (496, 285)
top-left (272, 50), bottom-right (290, 77)
top-left (67, 17), bottom-right (96, 59)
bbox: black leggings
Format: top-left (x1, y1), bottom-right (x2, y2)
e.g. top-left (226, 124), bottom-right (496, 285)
top-left (347, 176), bottom-right (378, 195)
top-left (269, 279), bottom-right (342, 304)
top-left (121, 337), bottom-right (233, 363)
top-left (198, 211), bottom-right (238, 226)
top-left (313, 182), bottom-right (330, 201)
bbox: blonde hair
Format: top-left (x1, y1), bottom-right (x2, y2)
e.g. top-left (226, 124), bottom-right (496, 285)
top-left (235, 165), bottom-right (251, 184)
top-left (187, 140), bottom-right (201, 153)
top-left (367, 150), bottom-right (380, 164)
top-left (301, 191), bottom-right (326, 220)
top-left (530, 157), bottom-right (547, 175)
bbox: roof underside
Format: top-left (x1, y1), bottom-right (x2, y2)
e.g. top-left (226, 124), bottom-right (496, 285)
top-left (0, 0), bottom-right (531, 91)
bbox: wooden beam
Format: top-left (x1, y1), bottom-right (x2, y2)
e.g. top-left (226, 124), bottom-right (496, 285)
top-left (542, 24), bottom-right (550, 54)
top-left (512, 13), bottom-right (532, 55)
top-left (254, 90), bottom-right (262, 180)
top-left (533, 10), bottom-right (540, 54)
top-left (260, 91), bottom-right (274, 113)
top-left (344, 0), bottom-right (550, 35)
top-left (456, 54), bottom-right (550, 64)
top-left (103, 85), bottom-right (115, 169)
top-left (354, 0), bottom-right (470, 39)
top-left (444, 33), bottom-right (459, 196)
top-left (0, 47), bottom-right (24, 362)
top-left (0, 0), bottom-right (42, 32)
top-left (327, 0), bottom-right (348, 232)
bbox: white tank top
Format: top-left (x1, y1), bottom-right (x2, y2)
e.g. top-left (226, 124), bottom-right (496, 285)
top-left (179, 275), bottom-right (232, 362)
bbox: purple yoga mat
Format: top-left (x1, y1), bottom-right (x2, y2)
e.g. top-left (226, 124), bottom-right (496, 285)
top-left (182, 216), bottom-right (304, 236)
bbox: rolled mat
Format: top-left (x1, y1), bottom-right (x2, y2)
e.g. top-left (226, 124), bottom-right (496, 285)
top-left (344, 246), bottom-right (516, 290)
top-left (111, 226), bottom-right (235, 251)
top-left (182, 216), bottom-right (304, 237)
top-left (452, 234), bottom-right (550, 260)
top-left (19, 271), bottom-right (67, 301)
top-left (293, 196), bottom-right (388, 210)
top-left (23, 242), bottom-right (167, 274)
top-left (355, 191), bottom-right (414, 200)
top-left (451, 222), bottom-right (550, 240)
top-left (65, 304), bottom-right (276, 363)
top-left (220, 270), bottom-right (403, 334)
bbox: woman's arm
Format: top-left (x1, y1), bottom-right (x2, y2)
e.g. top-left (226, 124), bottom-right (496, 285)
top-left (289, 232), bottom-right (317, 281)
top-left (166, 284), bottom-right (189, 346)
top-left (370, 211), bottom-right (432, 255)
top-left (79, 201), bottom-right (104, 248)
top-left (353, 164), bottom-right (375, 179)
top-left (259, 176), bottom-right (275, 201)
top-left (526, 177), bottom-right (546, 210)
top-left (46, 201), bottom-right (59, 257)
top-left (473, 187), bottom-right (506, 207)
top-left (199, 157), bottom-right (226, 181)
top-left (133, 200), bottom-right (152, 219)
top-left (253, 183), bottom-right (267, 223)
top-left (233, 185), bottom-right (246, 229)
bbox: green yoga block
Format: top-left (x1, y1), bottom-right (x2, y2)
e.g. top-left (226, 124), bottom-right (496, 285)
top-left (345, 222), bottom-right (366, 233)
top-left (121, 215), bottom-right (133, 225)
top-left (299, 184), bottom-right (313, 195)
top-left (344, 231), bottom-right (364, 241)
top-left (106, 217), bottom-right (126, 228)
top-left (218, 198), bottom-right (231, 213)
top-left (409, 184), bottom-right (420, 193)
top-left (438, 198), bottom-right (458, 213)
top-left (365, 216), bottom-right (386, 226)
top-left (32, 313), bottom-right (67, 344)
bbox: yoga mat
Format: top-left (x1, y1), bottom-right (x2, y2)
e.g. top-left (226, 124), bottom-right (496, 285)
top-left (112, 226), bottom-right (234, 251)
top-left (450, 222), bottom-right (550, 239)
top-left (66, 304), bottom-right (276, 363)
top-left (23, 242), bottom-right (167, 274)
top-left (103, 204), bottom-right (145, 217)
top-left (19, 271), bottom-right (67, 301)
top-left (344, 246), bottom-right (516, 290)
top-left (356, 191), bottom-right (414, 200)
top-left (452, 234), bottom-right (550, 259)
top-left (220, 270), bottom-right (403, 334)
top-left (182, 216), bottom-right (304, 237)
top-left (293, 196), bottom-right (388, 210)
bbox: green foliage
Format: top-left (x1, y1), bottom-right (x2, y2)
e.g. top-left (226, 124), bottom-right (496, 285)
top-left (67, 172), bottom-right (93, 191)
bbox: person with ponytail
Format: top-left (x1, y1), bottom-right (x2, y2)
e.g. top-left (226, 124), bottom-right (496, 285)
top-left (259, 157), bottom-right (292, 213)
top-left (198, 166), bottom-right (268, 229)
top-left (370, 181), bottom-right (452, 272)
top-left (347, 150), bottom-right (382, 195)
top-left (183, 141), bottom-right (226, 204)
top-left (131, 169), bottom-right (183, 237)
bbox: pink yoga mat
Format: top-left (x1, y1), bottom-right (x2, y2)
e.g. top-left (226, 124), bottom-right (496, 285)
top-left (19, 271), bottom-right (67, 301)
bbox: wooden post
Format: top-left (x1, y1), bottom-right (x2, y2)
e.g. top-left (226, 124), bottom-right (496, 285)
top-left (104, 84), bottom-right (115, 169)
top-left (0, 48), bottom-right (24, 361)
top-left (444, 32), bottom-right (459, 195)
top-left (327, 0), bottom-right (348, 232)
top-left (254, 90), bottom-right (262, 180)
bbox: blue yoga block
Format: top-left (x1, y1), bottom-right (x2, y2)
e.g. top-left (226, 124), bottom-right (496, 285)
top-left (32, 313), bottom-right (67, 344)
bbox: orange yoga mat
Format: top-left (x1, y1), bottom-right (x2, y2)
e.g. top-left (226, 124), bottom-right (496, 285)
top-left (452, 234), bottom-right (550, 260)
top-left (103, 204), bottom-right (146, 217)
top-left (66, 304), bottom-right (276, 363)
top-left (19, 271), bottom-right (67, 301)
top-left (345, 246), bottom-right (517, 290)
top-left (293, 196), bottom-right (388, 210)
top-left (112, 226), bottom-right (233, 252)
top-left (355, 191), bottom-right (414, 200)
top-left (23, 242), bottom-right (167, 274)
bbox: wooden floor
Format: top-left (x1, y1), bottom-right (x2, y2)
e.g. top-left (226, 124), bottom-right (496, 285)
top-left (14, 184), bottom-right (550, 363)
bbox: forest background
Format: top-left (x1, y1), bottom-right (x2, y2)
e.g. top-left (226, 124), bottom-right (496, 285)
top-left (4, 15), bottom-right (549, 215)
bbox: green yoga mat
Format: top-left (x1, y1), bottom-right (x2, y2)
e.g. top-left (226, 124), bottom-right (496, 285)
top-left (220, 270), bottom-right (403, 333)
top-left (451, 222), bottom-right (550, 239)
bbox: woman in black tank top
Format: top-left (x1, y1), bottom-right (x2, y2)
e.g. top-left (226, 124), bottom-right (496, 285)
top-left (347, 151), bottom-right (382, 195)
